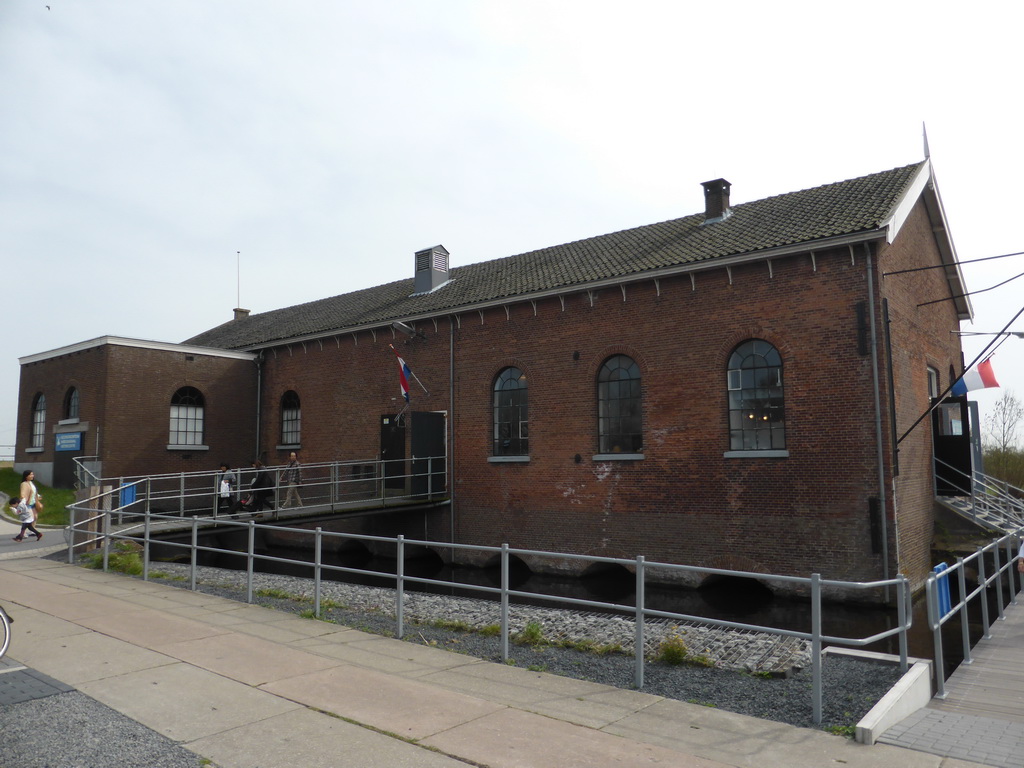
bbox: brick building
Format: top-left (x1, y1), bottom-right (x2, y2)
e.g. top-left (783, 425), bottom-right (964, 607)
top-left (15, 160), bottom-right (972, 597)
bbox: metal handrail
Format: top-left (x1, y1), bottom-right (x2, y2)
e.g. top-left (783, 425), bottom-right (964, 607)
top-left (926, 528), bottom-right (1024, 699)
top-left (72, 455), bottom-right (448, 518)
top-left (72, 455), bottom-right (102, 489)
top-left (933, 456), bottom-right (1024, 531)
top-left (67, 496), bottom-right (912, 726)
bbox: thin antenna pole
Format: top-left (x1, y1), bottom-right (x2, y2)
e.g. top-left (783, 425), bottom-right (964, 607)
top-left (236, 251), bottom-right (241, 308)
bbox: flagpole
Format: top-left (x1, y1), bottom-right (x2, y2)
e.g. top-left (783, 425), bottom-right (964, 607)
top-left (408, 369), bottom-right (429, 395)
top-left (389, 344), bottom-right (429, 395)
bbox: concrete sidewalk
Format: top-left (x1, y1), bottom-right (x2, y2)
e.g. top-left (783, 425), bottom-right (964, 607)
top-left (0, 554), bottom-right (988, 768)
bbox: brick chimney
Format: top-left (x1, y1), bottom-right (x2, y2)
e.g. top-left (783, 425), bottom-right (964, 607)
top-left (701, 178), bottom-right (732, 224)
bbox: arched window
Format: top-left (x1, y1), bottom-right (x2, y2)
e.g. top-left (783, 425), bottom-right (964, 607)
top-left (64, 387), bottom-right (80, 420)
top-left (169, 387), bottom-right (205, 446)
top-left (598, 355), bottom-right (642, 453)
top-left (31, 393), bottom-right (46, 449)
top-left (727, 340), bottom-right (785, 450)
top-left (281, 390), bottom-right (301, 445)
top-left (493, 367), bottom-right (528, 456)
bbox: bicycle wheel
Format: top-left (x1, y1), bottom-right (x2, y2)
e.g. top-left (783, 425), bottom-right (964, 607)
top-left (0, 607), bottom-right (11, 659)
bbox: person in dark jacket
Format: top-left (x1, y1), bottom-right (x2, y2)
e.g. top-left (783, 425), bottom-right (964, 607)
top-left (231, 460), bottom-right (274, 512)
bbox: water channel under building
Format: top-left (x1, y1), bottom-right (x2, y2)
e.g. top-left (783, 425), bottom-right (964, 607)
top-left (145, 522), bottom-right (1007, 680)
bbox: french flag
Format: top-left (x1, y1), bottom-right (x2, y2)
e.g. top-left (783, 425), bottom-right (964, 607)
top-left (389, 344), bottom-right (411, 402)
top-left (951, 359), bottom-right (999, 397)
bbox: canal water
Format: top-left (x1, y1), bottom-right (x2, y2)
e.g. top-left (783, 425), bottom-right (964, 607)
top-left (148, 528), bottom-right (1011, 680)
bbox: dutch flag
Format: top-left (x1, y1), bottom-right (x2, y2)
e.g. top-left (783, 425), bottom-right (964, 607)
top-left (390, 344), bottom-right (411, 402)
top-left (951, 358), bottom-right (1000, 397)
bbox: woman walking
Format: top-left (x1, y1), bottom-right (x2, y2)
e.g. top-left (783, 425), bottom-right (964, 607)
top-left (19, 470), bottom-right (42, 523)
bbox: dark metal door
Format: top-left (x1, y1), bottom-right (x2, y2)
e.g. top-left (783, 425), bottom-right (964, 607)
top-left (53, 432), bottom-right (85, 489)
top-left (411, 411), bottom-right (446, 498)
top-left (379, 414), bottom-right (406, 491)
top-left (932, 396), bottom-right (972, 496)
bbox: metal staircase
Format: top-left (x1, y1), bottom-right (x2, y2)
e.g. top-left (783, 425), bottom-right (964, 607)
top-left (934, 457), bottom-right (1024, 534)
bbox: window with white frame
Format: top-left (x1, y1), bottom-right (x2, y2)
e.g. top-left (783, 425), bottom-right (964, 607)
top-left (31, 393), bottom-right (46, 449)
top-left (169, 387), bottom-right (205, 446)
top-left (281, 390), bottom-right (301, 445)
top-left (64, 387), bottom-right (80, 420)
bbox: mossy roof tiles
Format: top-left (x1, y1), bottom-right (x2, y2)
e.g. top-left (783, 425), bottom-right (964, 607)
top-left (185, 162), bottom-right (924, 350)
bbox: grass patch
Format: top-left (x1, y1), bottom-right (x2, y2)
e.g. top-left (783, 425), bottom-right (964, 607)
top-left (81, 541), bottom-right (144, 576)
top-left (557, 637), bottom-right (625, 656)
top-left (478, 623), bottom-right (502, 637)
top-left (430, 618), bottom-right (473, 632)
top-left (824, 724), bottom-right (856, 739)
top-left (653, 629), bottom-right (714, 667)
top-left (255, 587), bottom-right (309, 602)
top-left (0, 468), bottom-right (73, 526)
top-left (513, 620), bottom-right (546, 647)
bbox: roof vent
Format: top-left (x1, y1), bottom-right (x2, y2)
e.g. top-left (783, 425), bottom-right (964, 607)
top-left (701, 178), bottom-right (732, 224)
top-left (233, 308), bottom-right (250, 321)
top-left (414, 244), bottom-right (450, 294)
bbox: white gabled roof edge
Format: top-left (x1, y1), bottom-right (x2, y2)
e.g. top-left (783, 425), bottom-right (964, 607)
top-left (18, 336), bottom-right (257, 366)
top-left (880, 160), bottom-right (972, 321)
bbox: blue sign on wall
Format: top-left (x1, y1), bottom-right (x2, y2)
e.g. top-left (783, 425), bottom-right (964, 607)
top-left (55, 432), bottom-right (83, 452)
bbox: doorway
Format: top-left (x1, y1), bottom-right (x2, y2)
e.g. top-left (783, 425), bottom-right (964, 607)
top-left (380, 414), bottom-right (407, 492)
top-left (932, 396), bottom-right (972, 496)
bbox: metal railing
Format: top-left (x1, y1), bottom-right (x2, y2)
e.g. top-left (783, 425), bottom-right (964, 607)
top-left (73, 455), bottom-right (448, 519)
top-left (933, 456), bottom-right (1024, 532)
top-left (72, 455), bottom-right (102, 489)
top-left (926, 528), bottom-right (1024, 699)
top-left (66, 483), bottom-right (912, 726)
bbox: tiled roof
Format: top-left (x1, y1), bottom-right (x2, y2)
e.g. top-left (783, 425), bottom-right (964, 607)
top-left (185, 162), bottom-right (925, 350)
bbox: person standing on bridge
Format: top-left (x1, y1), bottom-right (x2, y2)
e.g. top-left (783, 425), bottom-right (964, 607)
top-left (231, 460), bottom-right (274, 513)
top-left (282, 452), bottom-right (303, 508)
top-left (217, 463), bottom-right (236, 514)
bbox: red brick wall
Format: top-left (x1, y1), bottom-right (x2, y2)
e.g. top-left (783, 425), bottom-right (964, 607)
top-left (250, 222), bottom-right (953, 593)
top-left (445, 248), bottom-right (886, 589)
top-left (16, 343), bottom-right (257, 481)
top-left (878, 203), bottom-right (965, 586)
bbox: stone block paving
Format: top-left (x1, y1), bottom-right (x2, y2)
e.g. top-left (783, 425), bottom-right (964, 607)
top-left (0, 657), bottom-right (74, 706)
top-left (878, 709), bottom-right (1024, 768)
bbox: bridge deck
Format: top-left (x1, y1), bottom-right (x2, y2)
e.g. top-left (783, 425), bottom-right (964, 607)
top-left (928, 597), bottom-right (1024, 724)
top-left (877, 595), bottom-right (1024, 766)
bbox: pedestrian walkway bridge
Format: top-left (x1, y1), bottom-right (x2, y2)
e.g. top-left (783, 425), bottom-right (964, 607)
top-left (72, 455), bottom-right (449, 523)
top-left (880, 587), bottom-right (1024, 767)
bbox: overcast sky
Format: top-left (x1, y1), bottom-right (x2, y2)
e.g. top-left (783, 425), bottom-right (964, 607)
top-left (3, 1), bottom-right (1022, 456)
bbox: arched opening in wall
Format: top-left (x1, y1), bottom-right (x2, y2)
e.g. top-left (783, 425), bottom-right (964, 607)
top-left (402, 546), bottom-right (444, 579)
top-left (697, 574), bottom-right (774, 616)
top-left (580, 562), bottom-right (634, 600)
top-left (480, 553), bottom-right (533, 588)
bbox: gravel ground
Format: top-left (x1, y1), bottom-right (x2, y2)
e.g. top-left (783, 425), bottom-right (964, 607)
top-left (0, 691), bottom-right (203, 768)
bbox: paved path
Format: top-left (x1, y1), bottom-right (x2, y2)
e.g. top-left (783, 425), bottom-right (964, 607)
top-left (0, 545), bottom-right (990, 768)
top-left (879, 594), bottom-right (1024, 767)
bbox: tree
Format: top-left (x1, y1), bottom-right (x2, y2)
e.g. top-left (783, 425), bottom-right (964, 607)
top-left (983, 391), bottom-right (1024, 490)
